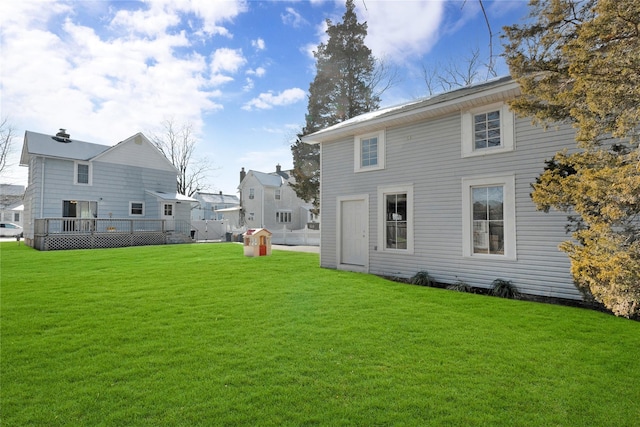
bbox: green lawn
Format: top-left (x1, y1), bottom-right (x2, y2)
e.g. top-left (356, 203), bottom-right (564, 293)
top-left (1, 242), bottom-right (639, 426)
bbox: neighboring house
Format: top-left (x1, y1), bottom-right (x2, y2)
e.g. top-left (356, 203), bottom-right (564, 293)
top-left (20, 129), bottom-right (195, 250)
top-left (302, 76), bottom-right (583, 301)
top-left (190, 191), bottom-right (241, 240)
top-left (238, 165), bottom-right (316, 231)
top-left (191, 191), bottom-right (239, 221)
top-left (0, 184), bottom-right (25, 227)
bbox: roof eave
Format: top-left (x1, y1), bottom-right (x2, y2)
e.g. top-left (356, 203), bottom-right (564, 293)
top-left (302, 78), bottom-right (520, 145)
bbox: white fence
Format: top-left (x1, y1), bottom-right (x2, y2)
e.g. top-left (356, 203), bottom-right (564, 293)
top-left (270, 227), bottom-right (320, 246)
top-left (191, 220), bottom-right (229, 241)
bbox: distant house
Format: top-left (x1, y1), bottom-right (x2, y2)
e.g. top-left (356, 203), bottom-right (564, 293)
top-left (20, 129), bottom-right (195, 250)
top-left (302, 76), bottom-right (583, 301)
top-left (191, 191), bottom-right (239, 221)
top-left (238, 165), bottom-right (316, 231)
top-left (190, 191), bottom-right (241, 240)
top-left (0, 184), bottom-right (25, 227)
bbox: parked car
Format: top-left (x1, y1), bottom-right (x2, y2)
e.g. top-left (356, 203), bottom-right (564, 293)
top-left (0, 222), bottom-right (23, 237)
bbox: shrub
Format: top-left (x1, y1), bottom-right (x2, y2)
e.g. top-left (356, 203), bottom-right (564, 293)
top-left (446, 280), bottom-right (473, 293)
top-left (490, 279), bottom-right (521, 299)
top-left (410, 271), bottom-right (433, 287)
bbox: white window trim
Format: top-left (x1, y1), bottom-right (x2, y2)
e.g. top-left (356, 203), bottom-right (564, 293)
top-left (74, 161), bottom-right (92, 185)
top-left (461, 174), bottom-right (516, 260)
top-left (461, 102), bottom-right (514, 158)
top-left (354, 130), bottom-right (385, 173)
top-left (377, 184), bottom-right (414, 254)
top-left (129, 201), bottom-right (145, 216)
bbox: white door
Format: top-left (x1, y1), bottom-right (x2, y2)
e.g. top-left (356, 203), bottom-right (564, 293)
top-left (339, 197), bottom-right (368, 269)
top-left (162, 202), bottom-right (175, 231)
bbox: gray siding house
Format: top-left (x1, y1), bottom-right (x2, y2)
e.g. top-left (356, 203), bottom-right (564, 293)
top-left (238, 165), bottom-right (316, 231)
top-left (302, 76), bottom-right (581, 300)
top-left (20, 129), bottom-right (195, 250)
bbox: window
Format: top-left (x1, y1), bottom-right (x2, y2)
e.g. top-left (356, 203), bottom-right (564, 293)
top-left (163, 204), bottom-right (173, 216)
top-left (462, 175), bottom-right (516, 259)
top-left (276, 211), bottom-right (292, 223)
top-left (130, 202), bottom-right (144, 216)
top-left (275, 189), bottom-right (281, 200)
top-left (74, 162), bottom-right (92, 185)
top-left (249, 188), bottom-right (255, 199)
top-left (355, 131), bottom-right (385, 172)
top-left (461, 103), bottom-right (514, 157)
top-left (377, 185), bottom-right (413, 253)
top-left (13, 212), bottom-right (20, 222)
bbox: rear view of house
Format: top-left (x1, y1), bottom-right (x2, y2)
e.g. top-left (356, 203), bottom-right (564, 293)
top-left (20, 129), bottom-right (195, 250)
top-left (302, 76), bottom-right (582, 300)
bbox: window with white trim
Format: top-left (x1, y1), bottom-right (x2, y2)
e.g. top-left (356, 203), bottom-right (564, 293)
top-left (74, 161), bottom-right (92, 185)
top-left (462, 175), bottom-right (516, 259)
top-left (355, 131), bottom-right (385, 172)
top-left (275, 189), bottom-right (281, 200)
top-left (249, 188), bottom-right (255, 199)
top-left (461, 103), bottom-right (514, 157)
top-left (130, 202), bottom-right (144, 216)
top-left (377, 184), bottom-right (413, 252)
top-left (276, 211), bottom-right (292, 223)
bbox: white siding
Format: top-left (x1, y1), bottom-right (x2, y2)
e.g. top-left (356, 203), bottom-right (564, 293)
top-left (320, 111), bottom-right (581, 300)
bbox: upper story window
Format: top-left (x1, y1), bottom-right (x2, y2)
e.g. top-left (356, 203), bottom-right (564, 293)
top-left (462, 175), bottom-right (516, 260)
top-left (354, 130), bottom-right (385, 173)
top-left (461, 103), bottom-right (514, 158)
top-left (275, 189), bottom-right (281, 200)
top-left (249, 188), bottom-right (255, 199)
top-left (74, 161), bottom-right (92, 185)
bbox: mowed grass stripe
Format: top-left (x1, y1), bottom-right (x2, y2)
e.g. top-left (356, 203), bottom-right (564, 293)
top-left (1, 242), bottom-right (639, 426)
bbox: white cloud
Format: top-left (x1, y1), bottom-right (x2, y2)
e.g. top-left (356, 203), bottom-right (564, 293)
top-left (281, 7), bottom-right (308, 28)
top-left (242, 88), bottom-right (306, 111)
top-left (0, 0), bottom-right (241, 146)
top-left (251, 38), bottom-right (266, 50)
top-left (210, 48), bottom-right (246, 74)
top-left (354, 1), bottom-right (445, 62)
top-left (246, 67), bottom-right (266, 77)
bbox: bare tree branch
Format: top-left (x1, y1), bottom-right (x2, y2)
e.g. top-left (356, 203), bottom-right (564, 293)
top-left (0, 117), bottom-right (17, 174)
top-left (149, 118), bottom-right (214, 197)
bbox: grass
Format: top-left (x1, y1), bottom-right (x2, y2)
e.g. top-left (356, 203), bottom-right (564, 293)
top-left (1, 242), bottom-right (639, 426)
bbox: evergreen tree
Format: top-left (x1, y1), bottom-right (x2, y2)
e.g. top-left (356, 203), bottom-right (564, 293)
top-left (503, 0), bottom-right (640, 318)
top-left (291, 0), bottom-right (380, 214)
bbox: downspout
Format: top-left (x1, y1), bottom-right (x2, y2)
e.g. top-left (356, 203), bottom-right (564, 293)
top-left (261, 187), bottom-right (265, 228)
top-left (39, 157), bottom-right (45, 219)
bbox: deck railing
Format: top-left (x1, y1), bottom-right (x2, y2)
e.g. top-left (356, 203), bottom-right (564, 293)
top-left (33, 218), bottom-right (192, 251)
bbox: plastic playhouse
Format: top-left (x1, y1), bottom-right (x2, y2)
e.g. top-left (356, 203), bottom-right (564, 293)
top-left (243, 228), bottom-right (272, 257)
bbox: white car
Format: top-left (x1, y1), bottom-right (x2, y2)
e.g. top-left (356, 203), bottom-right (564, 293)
top-left (0, 222), bottom-right (23, 237)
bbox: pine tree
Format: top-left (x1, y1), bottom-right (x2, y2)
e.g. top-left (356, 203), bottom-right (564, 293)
top-left (291, 0), bottom-right (380, 214)
top-left (503, 0), bottom-right (640, 318)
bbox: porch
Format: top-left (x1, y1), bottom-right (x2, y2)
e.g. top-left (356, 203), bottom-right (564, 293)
top-left (32, 218), bottom-right (193, 251)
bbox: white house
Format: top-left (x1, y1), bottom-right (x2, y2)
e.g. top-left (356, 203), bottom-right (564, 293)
top-left (0, 184), bottom-right (25, 227)
top-left (20, 129), bottom-right (195, 250)
top-left (191, 191), bottom-right (240, 221)
top-left (302, 76), bottom-right (582, 300)
top-left (238, 165), bottom-right (316, 232)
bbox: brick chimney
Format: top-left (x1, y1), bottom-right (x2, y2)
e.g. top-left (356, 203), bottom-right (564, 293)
top-left (276, 164), bottom-right (281, 173)
top-left (240, 167), bottom-right (246, 184)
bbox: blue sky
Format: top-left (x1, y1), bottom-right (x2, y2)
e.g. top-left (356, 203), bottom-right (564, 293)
top-left (0, 0), bottom-right (529, 194)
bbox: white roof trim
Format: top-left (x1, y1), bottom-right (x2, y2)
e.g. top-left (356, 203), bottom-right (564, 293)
top-left (145, 190), bottom-right (197, 203)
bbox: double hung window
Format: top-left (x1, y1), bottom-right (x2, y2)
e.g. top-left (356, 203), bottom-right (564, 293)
top-left (74, 162), bottom-right (92, 185)
top-left (377, 185), bottom-right (413, 253)
top-left (462, 175), bottom-right (516, 259)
